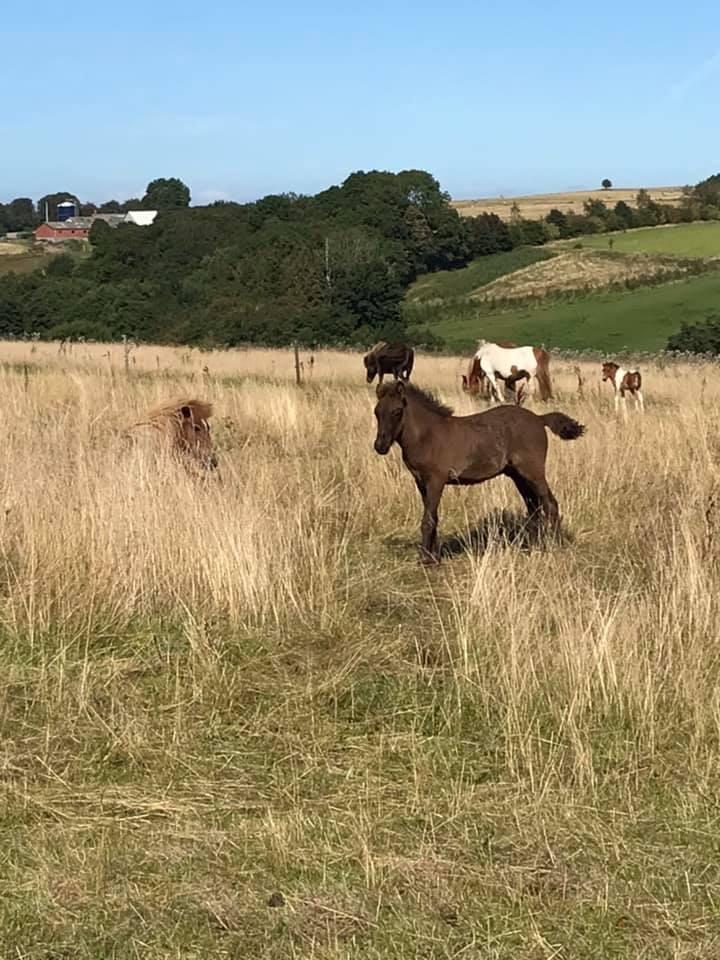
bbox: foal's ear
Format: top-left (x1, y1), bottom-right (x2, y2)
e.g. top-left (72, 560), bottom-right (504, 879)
top-left (396, 380), bottom-right (406, 397)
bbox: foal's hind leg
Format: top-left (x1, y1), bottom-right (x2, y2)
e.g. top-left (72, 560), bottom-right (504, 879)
top-left (507, 467), bottom-right (541, 531)
top-left (511, 466), bottom-right (560, 538)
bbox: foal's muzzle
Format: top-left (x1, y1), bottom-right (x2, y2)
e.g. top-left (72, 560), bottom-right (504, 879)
top-left (374, 438), bottom-right (392, 455)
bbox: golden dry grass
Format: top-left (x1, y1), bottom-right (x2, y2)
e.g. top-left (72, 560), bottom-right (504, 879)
top-left (453, 186), bottom-right (683, 221)
top-left (471, 250), bottom-right (705, 302)
top-left (2, 340), bottom-right (720, 957)
top-left (0, 240), bottom-right (30, 255)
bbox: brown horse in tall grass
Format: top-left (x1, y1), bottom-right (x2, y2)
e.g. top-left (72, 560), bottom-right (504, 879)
top-left (129, 397), bottom-right (218, 472)
top-left (373, 381), bottom-right (585, 563)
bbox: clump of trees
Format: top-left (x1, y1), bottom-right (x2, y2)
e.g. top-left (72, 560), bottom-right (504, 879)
top-left (667, 314), bottom-right (720, 354)
top-left (0, 177), bottom-right (193, 235)
top-left (0, 171), bottom-right (475, 347)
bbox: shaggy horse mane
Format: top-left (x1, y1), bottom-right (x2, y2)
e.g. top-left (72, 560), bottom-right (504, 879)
top-left (146, 397), bottom-right (213, 422)
top-left (405, 383), bottom-right (454, 418)
top-left (366, 341), bottom-right (388, 359)
top-left (127, 397), bottom-right (214, 435)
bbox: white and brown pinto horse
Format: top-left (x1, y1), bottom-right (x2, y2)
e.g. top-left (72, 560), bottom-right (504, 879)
top-left (462, 341), bottom-right (522, 402)
top-left (465, 340), bottom-right (553, 404)
top-left (601, 362), bottom-right (644, 418)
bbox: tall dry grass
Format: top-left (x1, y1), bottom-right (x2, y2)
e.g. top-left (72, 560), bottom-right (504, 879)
top-left (2, 342), bottom-right (720, 957)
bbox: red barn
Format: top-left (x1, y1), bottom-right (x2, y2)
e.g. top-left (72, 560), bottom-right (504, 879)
top-left (34, 218), bottom-right (93, 242)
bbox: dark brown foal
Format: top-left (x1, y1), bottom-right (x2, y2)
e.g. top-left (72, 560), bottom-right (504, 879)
top-left (373, 381), bottom-right (585, 562)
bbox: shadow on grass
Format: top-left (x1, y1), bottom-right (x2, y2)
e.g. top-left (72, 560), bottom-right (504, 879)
top-left (382, 510), bottom-right (575, 562)
top-left (441, 510), bottom-right (575, 558)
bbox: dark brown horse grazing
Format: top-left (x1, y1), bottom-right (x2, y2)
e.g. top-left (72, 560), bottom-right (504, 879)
top-left (373, 381), bottom-right (585, 563)
top-left (363, 341), bottom-right (414, 384)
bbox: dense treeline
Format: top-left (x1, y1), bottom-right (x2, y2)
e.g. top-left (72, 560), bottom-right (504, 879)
top-left (1, 170), bottom-right (719, 348)
top-left (0, 171), bottom-right (512, 346)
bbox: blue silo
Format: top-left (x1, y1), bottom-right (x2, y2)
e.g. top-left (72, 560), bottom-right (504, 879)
top-left (57, 200), bottom-right (76, 222)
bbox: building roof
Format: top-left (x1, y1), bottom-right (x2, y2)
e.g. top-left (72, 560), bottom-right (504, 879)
top-left (124, 210), bottom-right (158, 226)
top-left (92, 213), bottom-right (126, 227)
top-left (37, 219), bottom-right (92, 231)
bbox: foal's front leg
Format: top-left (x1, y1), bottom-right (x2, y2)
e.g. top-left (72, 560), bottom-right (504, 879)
top-left (418, 477), bottom-right (445, 563)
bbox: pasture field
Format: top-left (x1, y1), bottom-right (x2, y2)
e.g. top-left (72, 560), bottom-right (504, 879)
top-left (2, 340), bottom-right (720, 958)
top-left (406, 248), bottom-right (554, 303)
top-left (407, 247), bottom-right (714, 309)
top-left (570, 220), bottom-right (720, 257)
top-left (0, 240), bottom-right (52, 276)
top-left (407, 269), bottom-right (720, 353)
top-left (0, 240), bottom-right (31, 256)
top-left (452, 186), bottom-right (683, 221)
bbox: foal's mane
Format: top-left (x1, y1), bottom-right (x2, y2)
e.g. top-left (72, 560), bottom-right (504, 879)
top-left (146, 397), bottom-right (213, 423)
top-left (367, 340), bottom-right (388, 359)
top-left (129, 396), bottom-right (213, 433)
top-left (405, 383), bottom-right (454, 418)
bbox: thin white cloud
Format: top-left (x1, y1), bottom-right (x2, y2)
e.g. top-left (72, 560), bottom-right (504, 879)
top-left (669, 48), bottom-right (720, 104)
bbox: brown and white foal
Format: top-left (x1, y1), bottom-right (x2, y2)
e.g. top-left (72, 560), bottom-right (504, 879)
top-left (601, 361), bottom-right (644, 418)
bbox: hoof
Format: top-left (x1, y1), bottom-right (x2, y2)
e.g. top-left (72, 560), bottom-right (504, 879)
top-left (419, 551), bottom-right (441, 567)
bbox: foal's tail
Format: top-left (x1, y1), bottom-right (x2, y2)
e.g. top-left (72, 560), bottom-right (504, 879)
top-left (541, 412), bottom-right (586, 440)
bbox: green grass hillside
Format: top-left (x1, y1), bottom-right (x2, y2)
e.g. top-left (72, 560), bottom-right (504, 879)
top-left (406, 247), bottom-right (553, 302)
top-left (573, 220), bottom-right (720, 257)
top-left (407, 271), bottom-right (720, 353)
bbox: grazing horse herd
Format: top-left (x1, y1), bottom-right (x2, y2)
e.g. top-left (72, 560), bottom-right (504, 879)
top-left (139, 340), bottom-right (642, 563)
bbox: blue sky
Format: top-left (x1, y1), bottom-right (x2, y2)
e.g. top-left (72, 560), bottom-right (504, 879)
top-left (4, 0), bottom-right (719, 204)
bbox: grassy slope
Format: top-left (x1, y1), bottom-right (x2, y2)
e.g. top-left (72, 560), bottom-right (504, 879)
top-left (574, 220), bottom-right (720, 257)
top-left (407, 271), bottom-right (720, 353)
top-left (406, 247), bottom-right (554, 302)
top-left (406, 221), bottom-right (720, 353)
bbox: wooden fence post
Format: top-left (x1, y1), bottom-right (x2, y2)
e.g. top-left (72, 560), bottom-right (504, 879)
top-left (294, 342), bottom-right (302, 386)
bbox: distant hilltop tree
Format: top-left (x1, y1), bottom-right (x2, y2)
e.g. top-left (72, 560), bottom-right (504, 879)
top-left (36, 191), bottom-right (81, 221)
top-left (602, 178), bottom-right (612, 190)
top-left (142, 177), bottom-right (191, 209)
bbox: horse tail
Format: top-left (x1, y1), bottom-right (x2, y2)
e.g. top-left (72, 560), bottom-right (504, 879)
top-left (534, 349), bottom-right (554, 401)
top-left (541, 413), bottom-right (585, 441)
top-left (403, 347), bottom-right (415, 380)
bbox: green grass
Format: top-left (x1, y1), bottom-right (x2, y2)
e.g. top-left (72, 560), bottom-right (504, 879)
top-left (573, 220), bottom-right (720, 257)
top-left (406, 270), bottom-right (720, 353)
top-left (406, 247), bottom-right (554, 302)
